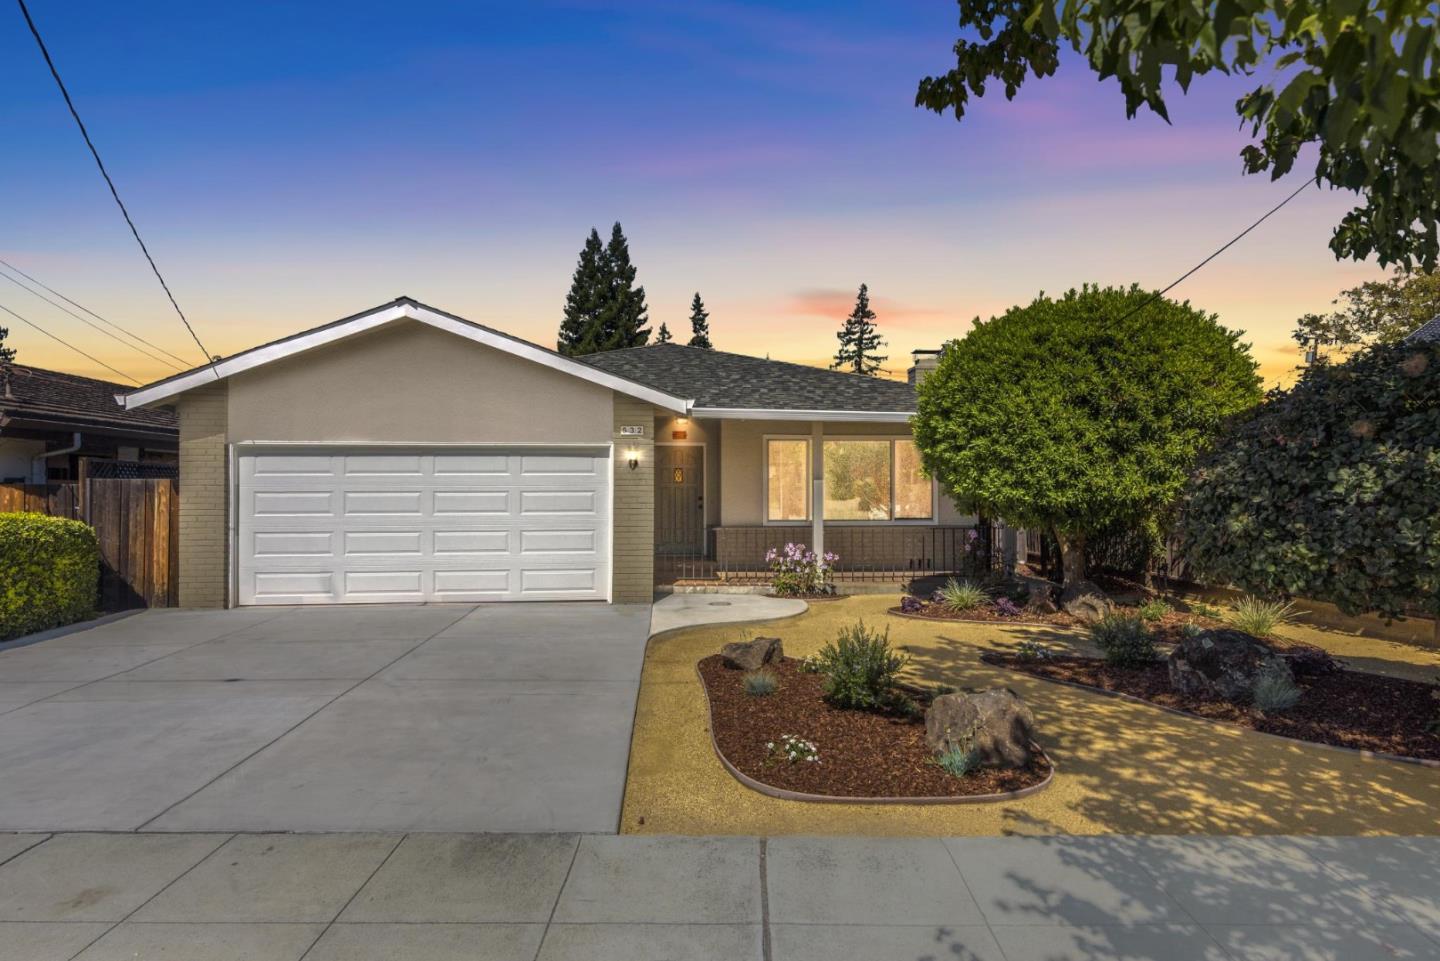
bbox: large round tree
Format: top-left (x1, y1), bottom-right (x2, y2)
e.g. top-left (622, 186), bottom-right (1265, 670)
top-left (1181, 340), bottom-right (1440, 626)
top-left (913, 285), bottom-right (1262, 593)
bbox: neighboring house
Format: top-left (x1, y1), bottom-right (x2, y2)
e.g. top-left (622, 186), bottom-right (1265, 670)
top-left (1405, 314), bottom-right (1440, 344)
top-left (0, 363), bottom-right (177, 484)
top-left (120, 297), bottom-right (969, 608)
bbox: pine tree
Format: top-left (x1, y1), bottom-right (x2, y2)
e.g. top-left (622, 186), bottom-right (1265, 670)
top-left (832, 283), bottom-right (887, 376)
top-left (687, 292), bottom-right (713, 349)
top-left (556, 222), bottom-right (651, 355)
top-left (0, 321), bottom-right (14, 364)
top-left (656, 322), bottom-right (673, 344)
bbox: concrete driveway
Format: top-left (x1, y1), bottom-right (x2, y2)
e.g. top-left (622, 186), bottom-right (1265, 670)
top-left (0, 603), bottom-right (651, 833)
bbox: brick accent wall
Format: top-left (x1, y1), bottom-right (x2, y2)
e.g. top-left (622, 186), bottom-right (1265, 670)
top-left (612, 397), bottom-right (656, 602)
top-left (177, 383), bottom-right (228, 608)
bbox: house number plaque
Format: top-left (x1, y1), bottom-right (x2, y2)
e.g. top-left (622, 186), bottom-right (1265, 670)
top-left (619, 425), bottom-right (645, 436)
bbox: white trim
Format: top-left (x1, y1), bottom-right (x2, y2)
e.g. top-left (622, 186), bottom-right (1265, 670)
top-left (760, 433), bottom-right (938, 525)
top-left (693, 407), bottom-right (913, 423)
top-left (123, 302), bottom-right (692, 413)
top-left (762, 434), bottom-right (812, 524)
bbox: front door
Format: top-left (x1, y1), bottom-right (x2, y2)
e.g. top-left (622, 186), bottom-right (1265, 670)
top-left (655, 445), bottom-right (704, 554)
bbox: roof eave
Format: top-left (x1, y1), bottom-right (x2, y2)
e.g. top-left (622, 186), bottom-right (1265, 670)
top-left (690, 407), bottom-right (914, 423)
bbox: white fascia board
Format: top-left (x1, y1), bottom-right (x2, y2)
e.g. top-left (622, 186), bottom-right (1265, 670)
top-left (691, 407), bottom-right (914, 423)
top-left (121, 302), bottom-right (692, 413)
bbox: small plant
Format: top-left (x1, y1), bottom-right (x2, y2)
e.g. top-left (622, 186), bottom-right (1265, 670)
top-left (1015, 639), bottom-right (1055, 662)
top-left (766, 734), bottom-right (820, 765)
top-left (934, 743), bottom-right (981, 778)
top-left (797, 653), bottom-right (823, 674)
top-left (992, 596), bottom-right (1021, 618)
top-left (815, 619), bottom-right (908, 711)
top-left (931, 683), bottom-right (958, 697)
top-left (1091, 615), bottom-right (1157, 667)
top-left (1137, 597), bottom-right (1172, 622)
top-left (1190, 601), bottom-right (1223, 620)
top-left (899, 594), bottom-right (926, 614)
top-left (742, 670), bottom-right (778, 697)
top-left (1251, 666), bottom-right (1301, 713)
top-left (1178, 621), bottom-right (1204, 639)
top-left (1227, 596), bottom-right (1300, 637)
top-left (937, 578), bottom-right (989, 611)
top-left (765, 543), bottom-right (837, 597)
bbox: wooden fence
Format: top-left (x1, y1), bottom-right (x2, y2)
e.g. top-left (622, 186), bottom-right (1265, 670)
top-left (0, 479), bottom-right (179, 610)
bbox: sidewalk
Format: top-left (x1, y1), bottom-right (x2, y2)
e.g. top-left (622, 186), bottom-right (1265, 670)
top-left (0, 833), bottom-right (1435, 960)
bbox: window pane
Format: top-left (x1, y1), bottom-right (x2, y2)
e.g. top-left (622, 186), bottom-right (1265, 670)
top-left (823, 440), bottom-right (891, 520)
top-left (894, 439), bottom-right (933, 519)
top-left (766, 439), bottom-right (809, 521)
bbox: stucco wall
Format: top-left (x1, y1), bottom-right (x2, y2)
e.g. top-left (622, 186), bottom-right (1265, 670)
top-left (717, 418), bottom-right (973, 526)
top-left (225, 321), bottom-right (614, 444)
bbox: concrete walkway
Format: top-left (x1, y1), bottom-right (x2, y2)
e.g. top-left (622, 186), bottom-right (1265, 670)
top-left (649, 593), bottom-right (806, 637)
top-left (0, 833), bottom-right (1434, 960)
top-left (0, 604), bottom-right (650, 834)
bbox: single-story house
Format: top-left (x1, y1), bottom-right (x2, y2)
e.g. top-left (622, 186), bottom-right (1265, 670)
top-left (1, 363), bottom-right (177, 483)
top-left (120, 297), bottom-right (973, 607)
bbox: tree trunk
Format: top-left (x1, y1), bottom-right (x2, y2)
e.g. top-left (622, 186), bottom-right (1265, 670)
top-left (1055, 529), bottom-right (1086, 591)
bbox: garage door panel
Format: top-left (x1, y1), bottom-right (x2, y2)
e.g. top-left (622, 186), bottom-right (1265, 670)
top-left (239, 448), bottom-right (608, 604)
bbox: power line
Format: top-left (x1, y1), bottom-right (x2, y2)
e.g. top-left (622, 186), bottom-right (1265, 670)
top-left (0, 301), bottom-right (139, 384)
top-left (0, 266), bottom-right (186, 372)
top-left (1107, 175), bottom-right (1320, 330)
top-left (16, 0), bottom-right (217, 377)
top-left (0, 256), bottom-right (198, 367)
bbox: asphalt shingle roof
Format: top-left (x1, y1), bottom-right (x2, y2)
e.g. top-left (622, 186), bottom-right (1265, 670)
top-left (1, 363), bottom-right (176, 433)
top-left (1405, 314), bottom-right (1440, 343)
top-left (581, 343), bottom-right (917, 413)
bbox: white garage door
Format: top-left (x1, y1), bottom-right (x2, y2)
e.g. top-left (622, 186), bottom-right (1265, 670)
top-left (237, 448), bottom-right (610, 604)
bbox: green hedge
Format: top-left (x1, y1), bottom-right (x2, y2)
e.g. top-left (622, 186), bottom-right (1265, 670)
top-left (0, 512), bottom-right (99, 642)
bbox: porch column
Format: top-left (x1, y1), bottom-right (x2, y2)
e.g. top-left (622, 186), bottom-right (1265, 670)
top-left (810, 421), bottom-right (823, 558)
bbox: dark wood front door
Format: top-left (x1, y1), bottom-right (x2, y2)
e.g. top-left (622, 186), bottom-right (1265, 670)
top-left (656, 445), bottom-right (704, 554)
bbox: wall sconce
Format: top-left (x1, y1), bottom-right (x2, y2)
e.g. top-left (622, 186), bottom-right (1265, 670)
top-left (625, 448), bottom-right (641, 470)
top-left (675, 416), bottom-right (690, 427)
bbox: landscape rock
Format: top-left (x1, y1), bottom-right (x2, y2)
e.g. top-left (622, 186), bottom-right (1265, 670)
top-left (1017, 575), bottom-right (1061, 615)
top-left (924, 688), bottom-right (1037, 769)
top-left (721, 636), bottom-right (783, 671)
top-left (1168, 628), bottom-right (1293, 702)
top-left (1280, 643), bottom-right (1344, 678)
top-left (1060, 580), bottom-right (1112, 622)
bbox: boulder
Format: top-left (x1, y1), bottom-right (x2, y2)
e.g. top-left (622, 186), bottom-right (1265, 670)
top-left (721, 636), bottom-right (783, 671)
top-left (1167, 628), bottom-right (1293, 702)
top-left (1280, 643), bottom-right (1343, 678)
top-left (1017, 575), bottom-right (1061, 615)
top-left (924, 688), bottom-right (1037, 769)
top-left (1060, 580), bottom-right (1112, 623)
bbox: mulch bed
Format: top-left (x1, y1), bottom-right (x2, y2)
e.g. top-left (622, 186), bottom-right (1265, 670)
top-left (698, 654), bottom-right (1052, 799)
top-left (986, 653), bottom-right (1440, 763)
top-left (890, 603), bottom-right (1222, 644)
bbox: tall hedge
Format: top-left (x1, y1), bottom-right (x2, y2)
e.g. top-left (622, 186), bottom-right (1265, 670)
top-left (0, 512), bottom-right (99, 641)
top-left (1181, 341), bottom-right (1440, 620)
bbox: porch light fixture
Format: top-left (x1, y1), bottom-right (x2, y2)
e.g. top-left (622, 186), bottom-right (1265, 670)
top-left (626, 448), bottom-right (641, 470)
top-left (675, 416), bottom-right (690, 427)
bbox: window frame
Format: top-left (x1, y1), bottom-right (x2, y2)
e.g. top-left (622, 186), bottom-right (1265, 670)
top-left (761, 433), bottom-right (938, 526)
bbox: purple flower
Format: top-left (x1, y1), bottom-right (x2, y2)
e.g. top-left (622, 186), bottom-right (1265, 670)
top-left (993, 597), bottom-right (1021, 617)
top-left (900, 595), bottom-right (925, 613)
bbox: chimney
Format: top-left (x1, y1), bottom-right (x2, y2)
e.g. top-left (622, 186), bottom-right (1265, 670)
top-left (907, 349), bottom-right (942, 386)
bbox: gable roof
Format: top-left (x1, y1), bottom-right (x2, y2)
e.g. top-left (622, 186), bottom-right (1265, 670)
top-left (1406, 314), bottom-right (1440, 344)
top-left (581, 343), bottom-right (916, 421)
top-left (120, 298), bottom-right (692, 413)
top-left (2, 363), bottom-right (176, 438)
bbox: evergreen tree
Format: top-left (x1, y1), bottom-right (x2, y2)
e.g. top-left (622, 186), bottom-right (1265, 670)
top-left (655, 322), bottom-right (673, 344)
top-left (832, 283), bottom-right (887, 376)
top-left (687, 292), bottom-right (713, 349)
top-left (0, 321), bottom-right (14, 364)
top-left (556, 222), bottom-right (650, 355)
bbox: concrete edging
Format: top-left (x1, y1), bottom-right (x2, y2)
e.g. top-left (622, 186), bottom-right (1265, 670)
top-left (886, 606), bottom-right (1077, 630)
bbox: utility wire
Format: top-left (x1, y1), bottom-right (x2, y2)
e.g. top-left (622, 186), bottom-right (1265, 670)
top-left (16, 0), bottom-right (217, 377)
top-left (1107, 175), bottom-right (1320, 330)
top-left (0, 256), bottom-right (198, 367)
top-left (0, 301), bottom-right (140, 384)
top-left (0, 267), bottom-right (186, 372)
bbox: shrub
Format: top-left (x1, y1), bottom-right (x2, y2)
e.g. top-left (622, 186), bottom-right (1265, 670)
top-left (1227, 596), bottom-right (1299, 637)
top-left (1137, 597), bottom-right (1171, 622)
top-left (815, 619), bottom-right (908, 711)
top-left (937, 578), bottom-right (988, 611)
top-left (0, 512), bottom-right (99, 642)
top-left (1091, 615), bottom-right (1157, 667)
top-left (1015, 639), bottom-right (1055, 662)
top-left (899, 594), bottom-right (926, 614)
top-left (1190, 601), bottom-right (1223, 620)
top-left (993, 596), bottom-right (1021, 617)
top-left (935, 743), bottom-right (981, 778)
top-left (798, 653), bottom-right (822, 674)
top-left (742, 670), bottom-right (778, 697)
top-left (1251, 666), bottom-right (1301, 713)
top-left (1179, 621), bottom-right (1204, 640)
top-left (766, 734), bottom-right (820, 765)
top-left (765, 543), bottom-right (837, 596)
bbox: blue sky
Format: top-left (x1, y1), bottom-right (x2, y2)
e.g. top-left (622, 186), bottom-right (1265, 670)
top-left (1, 1), bottom-right (1383, 384)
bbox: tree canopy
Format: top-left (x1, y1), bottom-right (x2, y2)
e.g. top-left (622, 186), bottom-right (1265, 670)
top-left (687, 292), bottom-right (713, 348)
top-left (1294, 269), bottom-right (1440, 357)
top-left (557, 222), bottom-right (650, 355)
top-left (832, 284), bottom-right (887, 376)
top-left (1181, 340), bottom-right (1440, 620)
top-left (655, 322), bottom-right (673, 344)
top-left (0, 322), bottom-right (13, 365)
top-left (912, 285), bottom-right (1261, 587)
top-left (916, 1), bottom-right (1440, 271)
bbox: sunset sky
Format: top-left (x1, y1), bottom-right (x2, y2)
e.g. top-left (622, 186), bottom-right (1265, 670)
top-left (1, 1), bottom-right (1386, 388)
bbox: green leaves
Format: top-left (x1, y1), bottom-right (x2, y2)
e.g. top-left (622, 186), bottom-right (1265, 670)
top-left (918, 1), bottom-right (1440, 270)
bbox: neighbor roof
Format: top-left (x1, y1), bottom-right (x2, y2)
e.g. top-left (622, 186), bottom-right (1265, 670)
top-left (1405, 314), bottom-right (1440, 344)
top-left (2, 363), bottom-right (176, 437)
top-left (581, 343), bottom-right (917, 420)
top-left (120, 298), bottom-right (692, 413)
